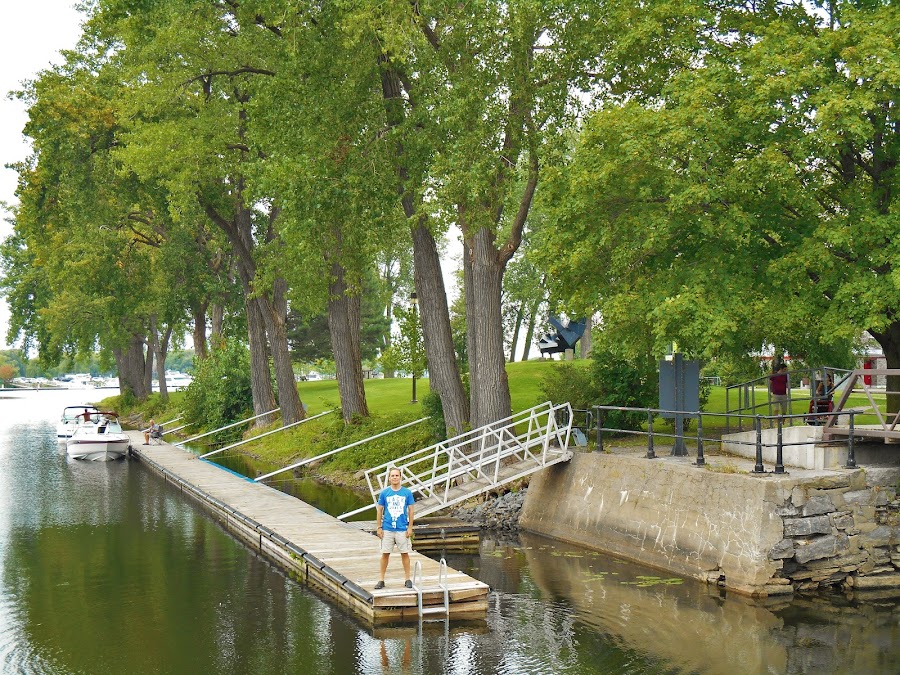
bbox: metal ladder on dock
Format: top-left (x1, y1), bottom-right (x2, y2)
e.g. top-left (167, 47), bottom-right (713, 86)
top-left (411, 559), bottom-right (449, 619)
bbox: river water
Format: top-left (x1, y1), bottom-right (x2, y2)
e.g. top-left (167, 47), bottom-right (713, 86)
top-left (2, 389), bottom-right (899, 674)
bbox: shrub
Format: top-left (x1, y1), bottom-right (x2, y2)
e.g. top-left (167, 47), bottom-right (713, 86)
top-left (539, 348), bottom-right (658, 433)
top-left (181, 340), bottom-right (255, 441)
top-left (421, 390), bottom-right (447, 442)
top-left (538, 361), bottom-right (599, 411)
top-left (589, 349), bottom-right (658, 431)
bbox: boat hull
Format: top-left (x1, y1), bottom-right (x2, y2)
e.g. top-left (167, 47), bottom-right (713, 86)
top-left (66, 438), bottom-right (130, 461)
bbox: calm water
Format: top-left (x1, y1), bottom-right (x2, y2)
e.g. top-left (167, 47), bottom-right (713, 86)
top-left (2, 389), bottom-right (899, 674)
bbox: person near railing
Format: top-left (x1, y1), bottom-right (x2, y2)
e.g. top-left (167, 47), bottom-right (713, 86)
top-left (806, 380), bottom-right (834, 425)
top-left (769, 363), bottom-right (790, 416)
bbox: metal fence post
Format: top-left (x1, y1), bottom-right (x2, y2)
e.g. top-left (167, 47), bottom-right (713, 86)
top-left (786, 372), bottom-right (793, 427)
top-left (595, 407), bottom-right (604, 454)
top-left (647, 411), bottom-right (656, 459)
top-left (845, 412), bottom-right (857, 469)
top-left (774, 416), bottom-right (785, 474)
top-left (695, 413), bottom-right (705, 466)
top-left (726, 387), bottom-right (731, 435)
top-left (752, 415), bottom-right (766, 474)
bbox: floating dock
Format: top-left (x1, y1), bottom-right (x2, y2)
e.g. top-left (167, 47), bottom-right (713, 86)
top-left (127, 433), bottom-right (489, 624)
top-left (348, 517), bottom-right (481, 552)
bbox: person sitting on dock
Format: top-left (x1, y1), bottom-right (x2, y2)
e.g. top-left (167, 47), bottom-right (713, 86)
top-left (143, 419), bottom-right (162, 445)
top-left (374, 467), bottom-right (415, 590)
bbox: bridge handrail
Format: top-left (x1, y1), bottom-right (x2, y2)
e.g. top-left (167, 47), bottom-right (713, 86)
top-left (823, 369), bottom-right (900, 436)
top-left (201, 410), bottom-right (335, 459)
top-left (175, 408), bottom-right (280, 446)
top-left (366, 401), bottom-right (566, 482)
top-left (724, 366), bottom-right (854, 433)
top-left (590, 403), bottom-right (871, 473)
top-left (253, 416), bottom-right (430, 482)
top-left (337, 401), bottom-right (573, 520)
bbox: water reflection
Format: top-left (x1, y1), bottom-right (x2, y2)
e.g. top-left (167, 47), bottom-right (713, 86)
top-left (2, 390), bottom-right (900, 673)
top-left (204, 452), bottom-right (371, 521)
top-left (461, 532), bottom-right (900, 674)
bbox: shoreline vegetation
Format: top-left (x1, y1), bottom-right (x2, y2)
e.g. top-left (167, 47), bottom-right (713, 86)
top-left (109, 360), bottom-right (560, 491)
top-left (101, 360), bottom-right (887, 527)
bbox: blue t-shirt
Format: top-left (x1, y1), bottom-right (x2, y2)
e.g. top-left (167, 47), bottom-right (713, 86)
top-left (378, 487), bottom-right (415, 531)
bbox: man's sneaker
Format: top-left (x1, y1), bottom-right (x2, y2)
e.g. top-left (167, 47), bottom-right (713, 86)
top-left (374, 580), bottom-right (385, 590)
top-left (404, 579), bottom-right (413, 589)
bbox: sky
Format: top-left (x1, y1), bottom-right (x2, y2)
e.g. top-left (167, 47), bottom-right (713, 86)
top-left (0, 1), bottom-right (84, 349)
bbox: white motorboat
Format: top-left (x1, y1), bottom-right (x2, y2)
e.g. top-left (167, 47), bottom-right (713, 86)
top-left (56, 405), bottom-right (101, 440)
top-left (66, 411), bottom-right (130, 461)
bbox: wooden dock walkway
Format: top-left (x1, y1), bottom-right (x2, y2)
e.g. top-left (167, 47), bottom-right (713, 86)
top-left (126, 433), bottom-right (489, 624)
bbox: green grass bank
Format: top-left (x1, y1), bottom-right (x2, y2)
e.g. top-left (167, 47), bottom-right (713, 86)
top-left (101, 360), bottom-right (885, 488)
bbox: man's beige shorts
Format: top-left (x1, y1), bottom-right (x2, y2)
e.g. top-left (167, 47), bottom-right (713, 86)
top-left (380, 529), bottom-right (411, 554)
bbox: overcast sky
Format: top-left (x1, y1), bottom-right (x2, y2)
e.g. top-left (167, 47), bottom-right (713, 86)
top-left (0, 1), bottom-right (84, 349)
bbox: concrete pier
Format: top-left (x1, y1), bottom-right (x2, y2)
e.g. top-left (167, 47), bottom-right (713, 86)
top-left (520, 448), bottom-right (900, 597)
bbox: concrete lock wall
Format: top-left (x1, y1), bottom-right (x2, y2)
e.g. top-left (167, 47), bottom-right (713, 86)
top-left (519, 453), bottom-right (900, 596)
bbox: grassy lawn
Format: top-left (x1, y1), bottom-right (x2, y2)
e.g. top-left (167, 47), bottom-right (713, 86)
top-left (104, 359), bottom-right (889, 479)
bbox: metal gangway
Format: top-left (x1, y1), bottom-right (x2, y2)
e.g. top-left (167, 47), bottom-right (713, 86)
top-left (824, 368), bottom-right (900, 443)
top-left (338, 401), bottom-right (575, 520)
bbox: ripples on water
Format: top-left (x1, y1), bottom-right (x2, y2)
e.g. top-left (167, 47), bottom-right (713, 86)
top-left (2, 390), bottom-right (900, 673)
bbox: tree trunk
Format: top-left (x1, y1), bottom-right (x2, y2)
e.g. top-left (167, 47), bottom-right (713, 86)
top-left (379, 61), bottom-right (469, 436)
top-left (246, 295), bottom-right (277, 424)
top-left (143, 321), bottom-right (156, 396)
top-left (521, 298), bottom-right (539, 361)
top-left (328, 259), bottom-right (369, 422)
top-left (211, 303), bottom-right (224, 349)
top-left (870, 323), bottom-right (900, 414)
top-left (466, 228), bottom-right (511, 430)
top-left (412, 222), bottom-right (470, 436)
top-left (156, 324), bottom-right (173, 403)
top-left (192, 300), bottom-right (209, 360)
top-left (463, 239), bottom-right (477, 377)
top-left (509, 302), bottom-right (524, 362)
top-left (258, 277), bottom-right (305, 425)
top-left (115, 334), bottom-right (150, 401)
top-left (203, 198), bottom-right (289, 426)
top-left (381, 260), bottom-right (396, 378)
top-left (580, 317), bottom-right (593, 360)
top-left (147, 316), bottom-right (168, 400)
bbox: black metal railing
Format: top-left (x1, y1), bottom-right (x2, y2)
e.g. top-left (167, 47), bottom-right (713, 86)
top-left (585, 405), bottom-right (859, 474)
top-left (725, 367), bottom-right (854, 434)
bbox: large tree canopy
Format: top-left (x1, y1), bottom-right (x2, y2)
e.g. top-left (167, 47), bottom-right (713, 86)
top-left (541, 1), bottom-right (898, 387)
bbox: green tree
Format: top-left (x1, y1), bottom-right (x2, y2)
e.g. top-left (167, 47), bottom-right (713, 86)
top-left (89, 0), bottom-right (306, 422)
top-left (380, 302), bottom-right (426, 395)
top-left (541, 0), bottom-right (898, 405)
top-left (4, 54), bottom-right (161, 399)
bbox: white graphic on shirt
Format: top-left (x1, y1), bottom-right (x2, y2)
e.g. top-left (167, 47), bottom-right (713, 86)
top-left (386, 493), bottom-right (407, 529)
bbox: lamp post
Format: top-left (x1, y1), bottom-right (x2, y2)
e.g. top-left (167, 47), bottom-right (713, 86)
top-left (410, 292), bottom-right (418, 403)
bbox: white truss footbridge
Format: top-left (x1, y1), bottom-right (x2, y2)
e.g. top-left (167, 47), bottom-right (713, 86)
top-left (338, 401), bottom-right (575, 520)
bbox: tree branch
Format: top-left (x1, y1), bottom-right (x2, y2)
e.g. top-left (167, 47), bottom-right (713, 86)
top-left (182, 66), bottom-right (276, 90)
top-left (410, 1), bottom-right (441, 50)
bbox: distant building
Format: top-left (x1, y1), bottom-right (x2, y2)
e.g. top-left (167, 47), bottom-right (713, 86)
top-left (860, 333), bottom-right (886, 387)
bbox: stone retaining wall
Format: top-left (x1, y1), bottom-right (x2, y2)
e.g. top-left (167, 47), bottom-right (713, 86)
top-left (519, 453), bottom-right (900, 596)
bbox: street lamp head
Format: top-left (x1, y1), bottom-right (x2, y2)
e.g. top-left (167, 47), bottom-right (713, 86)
top-left (410, 292), bottom-right (418, 306)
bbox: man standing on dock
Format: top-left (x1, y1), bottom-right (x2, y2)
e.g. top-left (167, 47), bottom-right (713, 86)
top-left (374, 467), bottom-right (415, 589)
